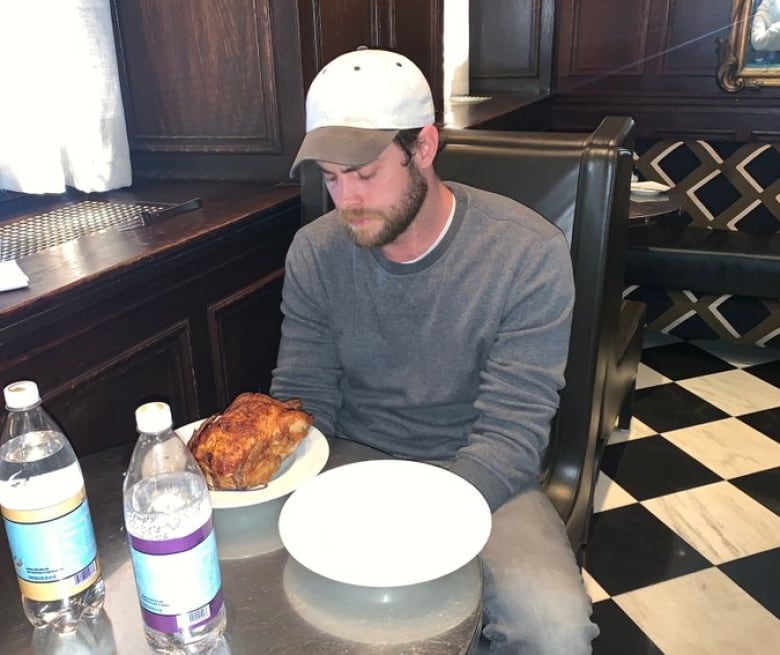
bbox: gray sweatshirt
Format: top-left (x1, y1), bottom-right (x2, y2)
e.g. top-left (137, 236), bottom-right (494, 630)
top-left (271, 182), bottom-right (574, 511)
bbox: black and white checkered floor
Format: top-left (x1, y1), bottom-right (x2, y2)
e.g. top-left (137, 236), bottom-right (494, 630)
top-left (584, 333), bottom-right (780, 654)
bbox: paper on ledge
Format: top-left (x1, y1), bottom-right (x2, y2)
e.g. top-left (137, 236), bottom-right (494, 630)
top-left (0, 259), bottom-right (29, 292)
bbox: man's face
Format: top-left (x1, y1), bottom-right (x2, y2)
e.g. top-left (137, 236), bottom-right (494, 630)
top-left (319, 144), bottom-right (428, 249)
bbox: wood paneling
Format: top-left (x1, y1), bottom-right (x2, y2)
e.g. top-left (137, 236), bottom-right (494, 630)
top-left (297, 0), bottom-right (443, 114)
top-left (208, 269), bottom-right (286, 407)
top-left (111, 0), bottom-right (305, 182)
top-left (392, 0), bottom-right (443, 111)
top-left (112, 0), bottom-right (444, 180)
top-left (113, 0), bottom-right (280, 152)
top-left (661, 0), bottom-right (730, 74)
top-left (566, 0), bottom-right (650, 76)
top-left (44, 322), bottom-right (198, 456)
top-left (469, 0), bottom-right (554, 94)
top-left (552, 0), bottom-right (780, 139)
top-left (298, 0), bottom-right (377, 86)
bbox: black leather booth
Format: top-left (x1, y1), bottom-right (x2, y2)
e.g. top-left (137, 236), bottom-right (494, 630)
top-left (299, 116), bottom-right (643, 558)
top-left (627, 225), bottom-right (780, 299)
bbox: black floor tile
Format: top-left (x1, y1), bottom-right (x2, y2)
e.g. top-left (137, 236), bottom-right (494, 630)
top-left (739, 407), bottom-right (780, 443)
top-left (585, 504), bottom-right (711, 596)
top-left (720, 548), bottom-right (780, 619)
top-left (744, 360), bottom-right (780, 388)
top-left (600, 436), bottom-right (721, 500)
top-left (641, 341), bottom-right (735, 380)
top-left (632, 383), bottom-right (729, 432)
top-left (591, 599), bottom-right (664, 655)
top-left (586, 339), bottom-right (780, 652)
top-left (730, 467), bottom-right (780, 516)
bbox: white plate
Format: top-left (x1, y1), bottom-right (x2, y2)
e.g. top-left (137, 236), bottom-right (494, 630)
top-left (176, 420), bottom-right (329, 509)
top-left (630, 180), bottom-right (671, 196)
top-left (278, 459), bottom-right (492, 587)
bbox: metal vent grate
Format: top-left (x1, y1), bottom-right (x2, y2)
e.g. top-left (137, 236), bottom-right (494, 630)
top-left (0, 200), bottom-right (169, 261)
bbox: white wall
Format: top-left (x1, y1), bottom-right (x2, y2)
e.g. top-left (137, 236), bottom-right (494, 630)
top-left (443, 0), bottom-right (469, 97)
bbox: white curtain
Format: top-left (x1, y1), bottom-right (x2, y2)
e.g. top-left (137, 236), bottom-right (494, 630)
top-left (0, 0), bottom-right (132, 194)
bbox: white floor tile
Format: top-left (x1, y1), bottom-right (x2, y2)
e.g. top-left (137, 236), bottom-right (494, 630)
top-left (663, 417), bottom-right (780, 479)
top-left (642, 481), bottom-right (780, 565)
top-left (581, 569), bottom-right (609, 603)
top-left (593, 472), bottom-right (636, 513)
top-left (608, 417), bottom-right (656, 445)
top-left (636, 362), bottom-right (672, 390)
top-left (679, 369), bottom-right (780, 416)
top-left (594, 341), bottom-right (780, 652)
top-left (615, 568), bottom-right (780, 655)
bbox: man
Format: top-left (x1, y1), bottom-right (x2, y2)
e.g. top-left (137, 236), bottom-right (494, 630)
top-left (271, 47), bottom-right (598, 654)
top-left (752, 0), bottom-right (780, 52)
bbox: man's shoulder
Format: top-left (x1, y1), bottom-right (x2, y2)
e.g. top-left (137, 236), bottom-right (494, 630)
top-left (448, 182), bottom-right (564, 241)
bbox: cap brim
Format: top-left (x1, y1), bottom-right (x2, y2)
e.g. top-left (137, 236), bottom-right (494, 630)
top-left (289, 126), bottom-right (398, 178)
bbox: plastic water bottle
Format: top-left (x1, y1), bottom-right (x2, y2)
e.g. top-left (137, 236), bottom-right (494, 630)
top-left (123, 401), bottom-right (226, 653)
top-left (0, 380), bottom-right (105, 632)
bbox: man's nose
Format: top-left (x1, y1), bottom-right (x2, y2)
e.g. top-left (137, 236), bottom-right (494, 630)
top-left (332, 178), bottom-right (362, 209)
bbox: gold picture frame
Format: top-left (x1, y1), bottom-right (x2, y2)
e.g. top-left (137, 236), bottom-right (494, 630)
top-left (718, 0), bottom-right (780, 92)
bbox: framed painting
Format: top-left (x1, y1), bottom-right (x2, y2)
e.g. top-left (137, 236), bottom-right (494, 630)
top-left (718, 0), bottom-right (780, 91)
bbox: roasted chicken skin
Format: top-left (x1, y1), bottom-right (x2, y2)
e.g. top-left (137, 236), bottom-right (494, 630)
top-left (188, 392), bottom-right (314, 490)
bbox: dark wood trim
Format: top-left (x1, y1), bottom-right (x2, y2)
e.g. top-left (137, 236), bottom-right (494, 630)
top-left (207, 267), bottom-right (286, 406)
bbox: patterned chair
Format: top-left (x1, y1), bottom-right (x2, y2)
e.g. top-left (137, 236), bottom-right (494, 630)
top-left (625, 140), bottom-right (780, 347)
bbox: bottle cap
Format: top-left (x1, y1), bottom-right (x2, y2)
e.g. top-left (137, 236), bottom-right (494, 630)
top-left (135, 402), bottom-right (174, 434)
top-left (3, 380), bottom-right (41, 410)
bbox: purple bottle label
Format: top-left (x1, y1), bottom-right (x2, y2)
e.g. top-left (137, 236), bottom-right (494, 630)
top-left (128, 517), bottom-right (223, 633)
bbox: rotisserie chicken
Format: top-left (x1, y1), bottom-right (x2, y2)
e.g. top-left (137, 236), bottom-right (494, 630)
top-left (188, 392), bottom-right (314, 490)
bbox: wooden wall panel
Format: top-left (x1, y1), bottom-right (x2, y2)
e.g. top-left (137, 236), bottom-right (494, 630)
top-left (44, 323), bottom-right (198, 457)
top-left (472, 0), bottom-right (538, 75)
top-left (297, 0), bottom-right (376, 88)
top-left (111, 0), bottom-right (305, 183)
top-left (208, 269), bottom-right (286, 407)
top-left (392, 0), bottom-right (443, 112)
top-left (469, 0), bottom-right (553, 94)
top-left (661, 0), bottom-right (732, 74)
top-left (552, 0), bottom-right (780, 139)
top-left (297, 0), bottom-right (443, 114)
top-left (113, 0), bottom-right (280, 153)
top-left (567, 0), bottom-right (650, 76)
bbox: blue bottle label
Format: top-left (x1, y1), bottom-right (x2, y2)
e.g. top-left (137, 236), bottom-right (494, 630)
top-left (128, 517), bottom-right (223, 633)
top-left (1, 488), bottom-right (101, 601)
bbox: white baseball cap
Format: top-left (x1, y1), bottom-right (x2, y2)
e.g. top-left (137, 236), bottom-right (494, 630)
top-left (290, 48), bottom-right (435, 177)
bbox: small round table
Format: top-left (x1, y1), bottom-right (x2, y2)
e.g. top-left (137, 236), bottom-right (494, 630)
top-left (629, 189), bottom-right (684, 226)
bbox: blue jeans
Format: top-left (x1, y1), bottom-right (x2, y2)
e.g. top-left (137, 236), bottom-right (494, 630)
top-left (475, 486), bottom-right (599, 654)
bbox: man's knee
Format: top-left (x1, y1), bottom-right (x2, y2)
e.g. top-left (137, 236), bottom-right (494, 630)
top-left (480, 489), bottom-right (598, 653)
top-left (482, 571), bottom-right (598, 654)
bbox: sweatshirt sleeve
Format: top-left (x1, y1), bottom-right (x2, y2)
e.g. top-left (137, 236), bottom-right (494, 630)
top-left (270, 230), bottom-right (343, 437)
top-left (449, 231), bottom-right (574, 511)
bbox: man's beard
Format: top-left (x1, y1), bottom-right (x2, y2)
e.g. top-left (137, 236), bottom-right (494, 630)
top-left (338, 162), bottom-right (428, 248)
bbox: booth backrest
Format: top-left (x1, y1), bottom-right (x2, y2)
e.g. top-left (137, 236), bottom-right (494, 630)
top-left (435, 119), bottom-right (635, 549)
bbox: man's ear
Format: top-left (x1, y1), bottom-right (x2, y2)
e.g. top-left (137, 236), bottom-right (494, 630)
top-left (414, 124), bottom-right (440, 170)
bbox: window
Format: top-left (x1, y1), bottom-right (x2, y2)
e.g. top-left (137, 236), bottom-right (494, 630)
top-left (0, 1), bottom-right (131, 196)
